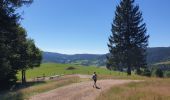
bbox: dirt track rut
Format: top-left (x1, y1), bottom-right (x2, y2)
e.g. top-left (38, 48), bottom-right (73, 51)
top-left (30, 79), bottom-right (140, 100)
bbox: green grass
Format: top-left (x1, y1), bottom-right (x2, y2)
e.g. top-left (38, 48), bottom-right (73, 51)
top-left (2, 63), bottom-right (149, 100)
top-left (17, 63), bottom-right (128, 80)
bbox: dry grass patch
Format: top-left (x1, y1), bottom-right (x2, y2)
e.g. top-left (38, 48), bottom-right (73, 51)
top-left (98, 74), bottom-right (147, 80)
top-left (0, 76), bottom-right (80, 100)
top-left (97, 78), bottom-right (170, 100)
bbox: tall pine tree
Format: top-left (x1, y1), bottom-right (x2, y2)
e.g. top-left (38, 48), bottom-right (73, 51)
top-left (107, 0), bottom-right (149, 75)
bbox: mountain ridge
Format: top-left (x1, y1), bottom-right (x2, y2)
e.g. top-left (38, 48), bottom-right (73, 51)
top-left (43, 47), bottom-right (170, 66)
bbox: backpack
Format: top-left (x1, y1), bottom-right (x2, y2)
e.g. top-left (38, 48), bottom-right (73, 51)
top-left (92, 74), bottom-right (96, 80)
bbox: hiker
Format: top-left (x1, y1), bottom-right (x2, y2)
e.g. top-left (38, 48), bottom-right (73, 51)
top-left (92, 72), bottom-right (97, 88)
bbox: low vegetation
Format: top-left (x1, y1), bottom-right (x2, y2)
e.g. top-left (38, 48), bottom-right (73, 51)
top-left (66, 66), bottom-right (77, 70)
top-left (0, 76), bottom-right (80, 100)
top-left (97, 78), bottom-right (170, 100)
top-left (2, 63), bottom-right (169, 100)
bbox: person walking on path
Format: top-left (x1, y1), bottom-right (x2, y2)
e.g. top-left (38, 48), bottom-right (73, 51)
top-left (92, 72), bottom-right (97, 88)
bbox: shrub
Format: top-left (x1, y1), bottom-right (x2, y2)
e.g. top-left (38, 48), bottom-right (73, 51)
top-left (66, 66), bottom-right (76, 70)
top-left (155, 68), bottom-right (164, 78)
top-left (136, 69), bottom-right (142, 75)
top-left (142, 69), bottom-right (151, 77)
top-left (165, 71), bottom-right (170, 77)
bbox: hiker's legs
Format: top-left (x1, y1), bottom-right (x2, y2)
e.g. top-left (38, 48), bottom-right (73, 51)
top-left (93, 80), bottom-right (95, 87)
top-left (94, 79), bottom-right (97, 87)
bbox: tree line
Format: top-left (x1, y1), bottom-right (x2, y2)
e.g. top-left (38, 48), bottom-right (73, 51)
top-left (0, 0), bottom-right (42, 90)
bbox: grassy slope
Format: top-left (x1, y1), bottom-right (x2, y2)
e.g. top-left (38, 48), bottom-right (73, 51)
top-left (17, 63), bottom-right (128, 80)
top-left (5, 63), bottom-right (166, 100)
top-left (154, 61), bottom-right (170, 65)
top-left (97, 78), bottom-right (170, 100)
top-left (6, 63), bottom-right (142, 100)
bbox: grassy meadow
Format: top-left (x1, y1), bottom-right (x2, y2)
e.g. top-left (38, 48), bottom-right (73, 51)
top-left (17, 63), bottom-right (129, 80)
top-left (1, 63), bottom-right (170, 100)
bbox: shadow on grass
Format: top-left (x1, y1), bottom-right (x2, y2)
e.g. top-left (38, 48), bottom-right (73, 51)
top-left (17, 81), bottom-right (46, 88)
top-left (0, 90), bottom-right (24, 100)
top-left (0, 81), bottom-right (46, 100)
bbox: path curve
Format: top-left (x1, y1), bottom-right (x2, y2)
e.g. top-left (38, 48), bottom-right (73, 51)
top-left (30, 79), bottom-right (140, 100)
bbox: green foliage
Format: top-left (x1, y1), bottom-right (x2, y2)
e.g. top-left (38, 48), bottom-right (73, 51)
top-left (107, 0), bottom-right (149, 75)
top-left (136, 69), bottom-right (142, 75)
top-left (26, 39), bottom-right (42, 68)
top-left (155, 68), bottom-right (164, 78)
top-left (66, 66), bottom-right (76, 70)
top-left (0, 1), bottom-right (20, 89)
top-left (0, 0), bottom-right (33, 8)
top-left (0, 0), bottom-right (35, 89)
top-left (142, 69), bottom-right (151, 77)
top-left (164, 71), bottom-right (170, 77)
top-left (19, 38), bottom-right (42, 84)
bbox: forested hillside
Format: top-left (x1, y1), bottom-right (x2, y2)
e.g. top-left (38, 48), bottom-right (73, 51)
top-left (43, 47), bottom-right (170, 66)
top-left (43, 52), bottom-right (106, 66)
top-left (147, 47), bottom-right (170, 64)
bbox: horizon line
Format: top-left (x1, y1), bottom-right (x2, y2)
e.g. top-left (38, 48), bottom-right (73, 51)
top-left (42, 46), bottom-right (170, 55)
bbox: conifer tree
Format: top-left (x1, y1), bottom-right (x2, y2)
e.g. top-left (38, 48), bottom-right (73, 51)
top-left (107, 0), bottom-right (149, 75)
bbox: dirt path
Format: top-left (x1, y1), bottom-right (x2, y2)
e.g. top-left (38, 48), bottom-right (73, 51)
top-left (30, 79), bottom-right (140, 100)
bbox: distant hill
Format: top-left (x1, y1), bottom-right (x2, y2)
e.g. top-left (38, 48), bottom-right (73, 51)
top-left (147, 47), bottom-right (170, 64)
top-left (43, 47), bottom-right (170, 66)
top-left (43, 52), bottom-right (106, 66)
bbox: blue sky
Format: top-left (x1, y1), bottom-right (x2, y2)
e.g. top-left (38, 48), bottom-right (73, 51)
top-left (20, 0), bottom-right (170, 54)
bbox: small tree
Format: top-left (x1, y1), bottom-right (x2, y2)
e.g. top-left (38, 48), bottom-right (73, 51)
top-left (142, 68), bottom-right (151, 77)
top-left (21, 39), bottom-right (42, 84)
top-left (155, 68), bottom-right (164, 78)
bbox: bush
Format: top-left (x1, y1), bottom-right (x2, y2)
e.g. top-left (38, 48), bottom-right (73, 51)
top-left (165, 71), bottom-right (170, 77)
top-left (142, 69), bottom-right (151, 77)
top-left (136, 69), bottom-right (142, 75)
top-left (155, 68), bottom-right (164, 78)
top-left (66, 66), bottom-right (76, 70)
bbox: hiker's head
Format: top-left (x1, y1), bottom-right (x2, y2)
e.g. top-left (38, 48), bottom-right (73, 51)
top-left (94, 72), bottom-right (96, 74)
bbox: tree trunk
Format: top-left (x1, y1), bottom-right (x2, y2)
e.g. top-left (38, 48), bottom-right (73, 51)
top-left (22, 70), bottom-right (24, 84)
top-left (127, 66), bottom-right (131, 75)
top-left (23, 70), bottom-right (26, 83)
top-left (22, 70), bottom-right (26, 84)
